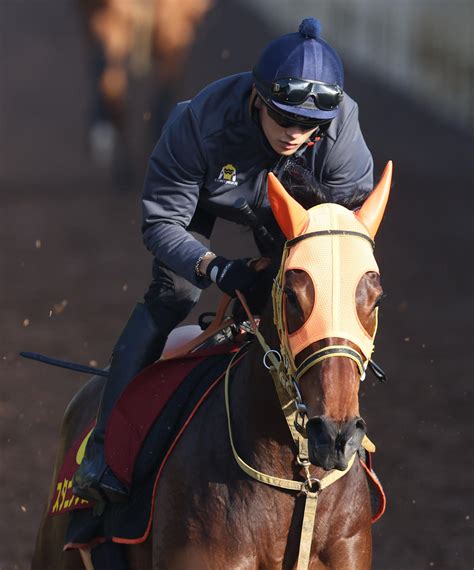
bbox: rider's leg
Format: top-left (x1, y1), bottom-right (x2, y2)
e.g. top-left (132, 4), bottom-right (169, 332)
top-left (72, 261), bottom-right (203, 503)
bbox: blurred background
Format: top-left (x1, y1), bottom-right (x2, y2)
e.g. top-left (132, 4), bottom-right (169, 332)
top-left (1, 0), bottom-right (473, 568)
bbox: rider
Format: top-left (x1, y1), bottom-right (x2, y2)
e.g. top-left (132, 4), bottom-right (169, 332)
top-left (72, 17), bottom-right (374, 503)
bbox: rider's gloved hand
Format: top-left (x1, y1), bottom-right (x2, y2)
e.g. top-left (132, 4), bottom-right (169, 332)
top-left (206, 256), bottom-right (259, 297)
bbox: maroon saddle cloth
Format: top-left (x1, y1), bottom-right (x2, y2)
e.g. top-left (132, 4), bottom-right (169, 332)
top-left (57, 345), bottom-right (244, 549)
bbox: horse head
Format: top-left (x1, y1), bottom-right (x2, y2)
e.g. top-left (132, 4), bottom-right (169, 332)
top-left (268, 162), bottom-right (392, 471)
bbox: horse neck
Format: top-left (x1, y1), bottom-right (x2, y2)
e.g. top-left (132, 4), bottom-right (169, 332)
top-left (230, 307), bottom-right (297, 474)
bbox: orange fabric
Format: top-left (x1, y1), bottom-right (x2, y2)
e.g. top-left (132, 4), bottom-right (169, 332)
top-left (284, 204), bottom-right (379, 360)
top-left (267, 173), bottom-right (309, 239)
top-left (355, 161), bottom-right (393, 238)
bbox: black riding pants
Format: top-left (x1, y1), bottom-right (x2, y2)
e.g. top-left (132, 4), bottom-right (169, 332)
top-left (142, 230), bottom-right (210, 335)
top-left (143, 260), bottom-right (202, 334)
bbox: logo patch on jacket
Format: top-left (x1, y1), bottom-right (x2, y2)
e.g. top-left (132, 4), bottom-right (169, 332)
top-left (215, 163), bottom-right (238, 186)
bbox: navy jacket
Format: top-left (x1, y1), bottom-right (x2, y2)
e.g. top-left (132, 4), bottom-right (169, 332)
top-left (142, 72), bottom-right (373, 287)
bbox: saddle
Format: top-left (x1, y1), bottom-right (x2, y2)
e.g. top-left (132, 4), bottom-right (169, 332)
top-left (46, 297), bottom-right (253, 546)
top-left (61, 344), bottom-right (246, 549)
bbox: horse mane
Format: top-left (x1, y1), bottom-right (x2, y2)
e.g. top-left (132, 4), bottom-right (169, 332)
top-left (235, 159), bottom-right (370, 320)
top-left (280, 157), bottom-right (371, 210)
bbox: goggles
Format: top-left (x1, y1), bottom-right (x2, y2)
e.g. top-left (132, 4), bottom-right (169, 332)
top-left (255, 72), bottom-right (343, 111)
top-left (262, 99), bottom-right (331, 130)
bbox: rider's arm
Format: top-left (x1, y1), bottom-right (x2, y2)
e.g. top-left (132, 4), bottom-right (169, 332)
top-left (317, 96), bottom-right (374, 205)
top-left (142, 103), bottom-right (214, 288)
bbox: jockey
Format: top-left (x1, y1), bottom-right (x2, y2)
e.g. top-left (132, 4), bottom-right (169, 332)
top-left (73, 17), bottom-right (373, 503)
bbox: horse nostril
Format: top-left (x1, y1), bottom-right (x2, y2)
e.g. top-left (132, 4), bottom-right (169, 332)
top-left (306, 416), bottom-right (339, 453)
top-left (355, 418), bottom-right (367, 433)
top-left (309, 416), bottom-right (324, 428)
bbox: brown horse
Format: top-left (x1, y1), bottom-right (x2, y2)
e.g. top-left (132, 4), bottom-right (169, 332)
top-left (32, 162), bottom-right (392, 569)
top-left (79, 0), bottom-right (213, 169)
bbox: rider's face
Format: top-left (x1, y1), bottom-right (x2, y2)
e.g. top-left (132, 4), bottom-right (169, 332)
top-left (256, 97), bottom-right (319, 156)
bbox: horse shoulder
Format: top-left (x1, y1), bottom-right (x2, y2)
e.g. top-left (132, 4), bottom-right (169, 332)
top-left (151, 382), bottom-right (250, 567)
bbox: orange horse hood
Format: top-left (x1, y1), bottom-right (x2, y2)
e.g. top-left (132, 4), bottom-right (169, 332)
top-left (268, 161), bottom-right (393, 361)
top-left (283, 203), bottom-right (378, 360)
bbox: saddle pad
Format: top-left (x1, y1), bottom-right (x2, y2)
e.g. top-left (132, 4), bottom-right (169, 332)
top-left (64, 350), bottom-right (244, 549)
top-left (105, 344), bottom-right (240, 487)
top-left (48, 344), bottom-right (238, 517)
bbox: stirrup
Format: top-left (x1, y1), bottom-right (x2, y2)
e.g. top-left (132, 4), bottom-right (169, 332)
top-left (73, 467), bottom-right (129, 504)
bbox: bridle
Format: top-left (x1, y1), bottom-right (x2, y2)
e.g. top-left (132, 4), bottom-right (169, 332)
top-left (229, 161), bottom-right (393, 569)
top-left (224, 226), bottom-right (380, 569)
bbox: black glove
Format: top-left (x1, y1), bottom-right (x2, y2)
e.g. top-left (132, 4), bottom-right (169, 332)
top-left (206, 256), bottom-right (259, 297)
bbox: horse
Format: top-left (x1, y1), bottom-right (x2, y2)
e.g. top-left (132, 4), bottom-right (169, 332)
top-left (78, 0), bottom-right (213, 172)
top-left (32, 161), bottom-right (392, 569)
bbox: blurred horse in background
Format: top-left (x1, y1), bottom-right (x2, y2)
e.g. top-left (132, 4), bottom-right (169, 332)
top-left (78, 0), bottom-right (213, 185)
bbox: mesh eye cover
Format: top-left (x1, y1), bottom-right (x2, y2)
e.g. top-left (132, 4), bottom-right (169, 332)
top-left (284, 204), bottom-right (379, 359)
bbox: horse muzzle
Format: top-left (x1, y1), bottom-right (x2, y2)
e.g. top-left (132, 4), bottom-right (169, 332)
top-left (306, 415), bottom-right (366, 471)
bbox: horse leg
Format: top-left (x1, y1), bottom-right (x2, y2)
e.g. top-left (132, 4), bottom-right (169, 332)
top-left (86, 5), bottom-right (136, 189)
top-left (82, 13), bottom-right (122, 166)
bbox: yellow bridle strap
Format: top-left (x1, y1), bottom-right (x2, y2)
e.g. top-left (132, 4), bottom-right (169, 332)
top-left (252, 327), bottom-right (303, 444)
top-left (224, 347), bottom-right (355, 491)
top-left (235, 293), bottom-right (304, 447)
top-left (224, 347), bottom-right (356, 570)
top-left (295, 345), bottom-right (366, 381)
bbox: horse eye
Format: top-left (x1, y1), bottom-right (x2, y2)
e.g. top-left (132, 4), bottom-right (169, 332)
top-left (284, 286), bottom-right (299, 306)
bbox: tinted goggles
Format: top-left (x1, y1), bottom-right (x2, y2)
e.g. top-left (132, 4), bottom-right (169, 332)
top-left (256, 73), bottom-right (343, 111)
top-left (264, 100), bottom-right (330, 130)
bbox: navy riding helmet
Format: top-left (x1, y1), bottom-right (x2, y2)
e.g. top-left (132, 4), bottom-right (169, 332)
top-left (253, 18), bottom-right (344, 122)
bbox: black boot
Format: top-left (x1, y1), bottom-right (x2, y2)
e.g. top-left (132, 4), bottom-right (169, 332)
top-left (72, 302), bottom-right (166, 503)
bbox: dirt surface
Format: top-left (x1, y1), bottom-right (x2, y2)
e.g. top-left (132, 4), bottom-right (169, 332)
top-left (1, 2), bottom-right (473, 569)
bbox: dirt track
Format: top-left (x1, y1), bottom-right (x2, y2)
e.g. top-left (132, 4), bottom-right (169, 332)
top-left (1, 1), bottom-right (473, 569)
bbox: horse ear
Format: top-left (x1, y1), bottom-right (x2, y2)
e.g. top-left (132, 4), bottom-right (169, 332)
top-left (267, 173), bottom-right (309, 239)
top-left (355, 161), bottom-right (393, 239)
